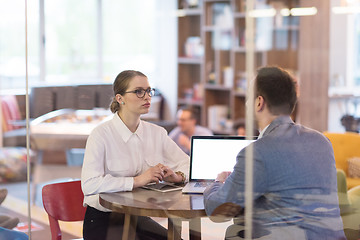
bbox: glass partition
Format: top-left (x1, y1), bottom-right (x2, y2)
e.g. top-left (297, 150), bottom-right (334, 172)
top-left (1, 0), bottom-right (360, 239)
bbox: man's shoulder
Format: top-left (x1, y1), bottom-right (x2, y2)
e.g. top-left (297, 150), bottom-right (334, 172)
top-left (194, 125), bottom-right (213, 135)
top-left (263, 122), bottom-right (331, 148)
top-left (168, 126), bottom-right (181, 137)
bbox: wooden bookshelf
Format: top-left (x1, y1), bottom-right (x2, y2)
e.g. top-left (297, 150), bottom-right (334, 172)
top-left (177, 0), bottom-right (300, 134)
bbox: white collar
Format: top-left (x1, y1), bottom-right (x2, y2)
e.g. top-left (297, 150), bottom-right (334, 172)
top-left (112, 113), bottom-right (144, 143)
top-left (258, 124), bottom-right (270, 139)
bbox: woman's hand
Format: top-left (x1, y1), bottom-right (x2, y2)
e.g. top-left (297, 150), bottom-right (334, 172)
top-left (133, 164), bottom-right (165, 188)
top-left (163, 167), bottom-right (183, 183)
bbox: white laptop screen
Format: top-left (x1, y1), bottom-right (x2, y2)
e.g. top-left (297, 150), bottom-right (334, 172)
top-left (190, 136), bottom-right (256, 181)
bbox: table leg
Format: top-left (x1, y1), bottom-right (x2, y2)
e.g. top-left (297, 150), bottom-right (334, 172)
top-left (123, 214), bottom-right (138, 240)
top-left (168, 218), bottom-right (182, 240)
top-left (189, 218), bottom-right (201, 240)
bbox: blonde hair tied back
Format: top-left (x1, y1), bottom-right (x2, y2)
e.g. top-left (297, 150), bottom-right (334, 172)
top-left (109, 70), bottom-right (147, 113)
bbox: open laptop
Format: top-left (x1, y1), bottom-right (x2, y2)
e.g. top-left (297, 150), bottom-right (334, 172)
top-left (182, 135), bottom-right (256, 194)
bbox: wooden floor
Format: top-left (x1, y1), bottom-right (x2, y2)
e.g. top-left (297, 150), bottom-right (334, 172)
top-left (0, 164), bottom-right (233, 240)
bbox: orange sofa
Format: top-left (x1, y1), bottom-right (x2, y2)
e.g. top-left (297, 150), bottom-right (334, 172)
top-left (324, 132), bottom-right (360, 189)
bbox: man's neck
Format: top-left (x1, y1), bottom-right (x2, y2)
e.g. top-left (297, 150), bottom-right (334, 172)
top-left (258, 115), bottom-right (277, 133)
top-left (184, 127), bottom-right (195, 137)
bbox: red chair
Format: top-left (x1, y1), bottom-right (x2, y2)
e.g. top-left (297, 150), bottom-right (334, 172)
top-left (1, 95), bottom-right (22, 132)
top-left (42, 180), bottom-right (86, 240)
top-left (1, 95), bottom-right (27, 147)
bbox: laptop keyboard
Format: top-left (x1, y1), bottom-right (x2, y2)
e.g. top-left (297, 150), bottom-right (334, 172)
top-left (194, 182), bottom-right (211, 188)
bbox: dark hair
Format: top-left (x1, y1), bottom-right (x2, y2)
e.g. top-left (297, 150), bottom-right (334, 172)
top-left (178, 106), bottom-right (197, 120)
top-left (110, 70), bottom-right (147, 113)
top-left (255, 66), bottom-right (297, 115)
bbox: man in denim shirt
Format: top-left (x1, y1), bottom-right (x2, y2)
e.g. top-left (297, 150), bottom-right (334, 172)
top-left (204, 67), bottom-right (345, 239)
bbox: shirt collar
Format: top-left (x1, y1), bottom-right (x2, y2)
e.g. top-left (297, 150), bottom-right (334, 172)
top-left (259, 116), bottom-right (294, 139)
top-left (258, 124), bottom-right (270, 139)
top-left (112, 113), bottom-right (144, 143)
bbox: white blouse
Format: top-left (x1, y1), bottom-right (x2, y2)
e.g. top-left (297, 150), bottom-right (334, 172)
top-left (81, 113), bottom-right (190, 211)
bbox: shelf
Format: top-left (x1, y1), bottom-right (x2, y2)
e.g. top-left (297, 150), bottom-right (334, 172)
top-left (203, 25), bottom-right (232, 32)
top-left (204, 84), bottom-right (232, 91)
top-left (177, 8), bottom-right (202, 16)
top-left (233, 46), bottom-right (246, 52)
top-left (178, 57), bottom-right (203, 64)
top-left (234, 91), bottom-right (246, 97)
top-left (232, 46), bottom-right (268, 53)
top-left (233, 12), bottom-right (246, 18)
top-left (204, 0), bottom-right (230, 2)
top-left (177, 0), bottom-right (299, 127)
top-left (178, 98), bottom-right (204, 106)
top-left (274, 25), bottom-right (299, 31)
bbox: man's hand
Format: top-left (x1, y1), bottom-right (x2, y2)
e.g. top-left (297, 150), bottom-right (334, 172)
top-left (215, 171), bottom-right (231, 183)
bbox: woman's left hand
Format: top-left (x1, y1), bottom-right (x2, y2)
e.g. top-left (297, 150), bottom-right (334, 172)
top-left (156, 164), bottom-right (183, 183)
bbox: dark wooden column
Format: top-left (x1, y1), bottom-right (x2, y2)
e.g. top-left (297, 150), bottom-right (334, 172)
top-left (298, 0), bottom-right (330, 132)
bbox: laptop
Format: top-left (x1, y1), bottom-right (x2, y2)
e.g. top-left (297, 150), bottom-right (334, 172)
top-left (182, 135), bottom-right (256, 194)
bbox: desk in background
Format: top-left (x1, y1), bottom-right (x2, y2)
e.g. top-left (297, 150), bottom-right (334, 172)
top-left (30, 108), bottom-right (110, 160)
top-left (99, 188), bottom-right (206, 240)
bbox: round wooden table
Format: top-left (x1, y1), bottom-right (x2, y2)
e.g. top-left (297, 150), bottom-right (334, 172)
top-left (99, 188), bottom-right (207, 240)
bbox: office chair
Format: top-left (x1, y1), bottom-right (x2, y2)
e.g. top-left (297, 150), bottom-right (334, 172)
top-left (42, 180), bottom-right (86, 240)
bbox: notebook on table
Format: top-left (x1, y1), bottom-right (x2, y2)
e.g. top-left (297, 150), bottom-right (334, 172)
top-left (141, 181), bottom-right (183, 192)
top-left (182, 135), bottom-right (256, 194)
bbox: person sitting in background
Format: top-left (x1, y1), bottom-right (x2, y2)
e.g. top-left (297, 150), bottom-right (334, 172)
top-left (233, 122), bottom-right (259, 137)
top-left (203, 66), bottom-right (345, 239)
top-left (81, 70), bottom-right (189, 240)
top-left (234, 122), bottom-right (246, 136)
top-left (169, 107), bottom-right (213, 155)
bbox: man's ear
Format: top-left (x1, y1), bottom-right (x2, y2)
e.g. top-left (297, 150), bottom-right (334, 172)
top-left (256, 96), bottom-right (265, 112)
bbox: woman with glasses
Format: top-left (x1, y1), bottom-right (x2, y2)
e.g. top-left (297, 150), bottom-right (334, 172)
top-left (81, 70), bottom-right (189, 240)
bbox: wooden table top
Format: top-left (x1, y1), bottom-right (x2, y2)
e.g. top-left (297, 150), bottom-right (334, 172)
top-left (99, 188), bottom-right (207, 219)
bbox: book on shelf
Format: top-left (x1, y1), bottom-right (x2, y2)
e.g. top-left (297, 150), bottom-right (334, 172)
top-left (208, 105), bottom-right (228, 132)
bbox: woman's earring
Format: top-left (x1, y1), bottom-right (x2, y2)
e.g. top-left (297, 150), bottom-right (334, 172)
top-left (121, 102), bottom-right (125, 105)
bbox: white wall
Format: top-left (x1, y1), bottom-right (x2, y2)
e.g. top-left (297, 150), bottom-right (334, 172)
top-left (328, 0), bottom-right (351, 132)
top-left (152, 0), bottom-right (177, 121)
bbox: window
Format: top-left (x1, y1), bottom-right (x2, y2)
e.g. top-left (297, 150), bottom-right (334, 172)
top-left (353, 14), bottom-right (360, 86)
top-left (44, 0), bottom-right (98, 83)
top-left (0, 0), bottom-right (172, 92)
top-left (0, 0), bottom-right (39, 91)
top-left (102, 0), bottom-right (156, 80)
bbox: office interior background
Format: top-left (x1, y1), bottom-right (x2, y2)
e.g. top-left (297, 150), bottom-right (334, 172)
top-left (1, 0), bottom-right (360, 131)
top-left (1, 0), bottom-right (360, 239)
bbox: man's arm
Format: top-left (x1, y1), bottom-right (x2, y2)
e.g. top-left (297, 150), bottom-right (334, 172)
top-left (203, 148), bottom-right (266, 216)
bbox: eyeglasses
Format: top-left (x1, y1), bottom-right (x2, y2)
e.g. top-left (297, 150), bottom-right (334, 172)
top-left (124, 88), bottom-right (155, 98)
top-left (177, 118), bottom-right (193, 122)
